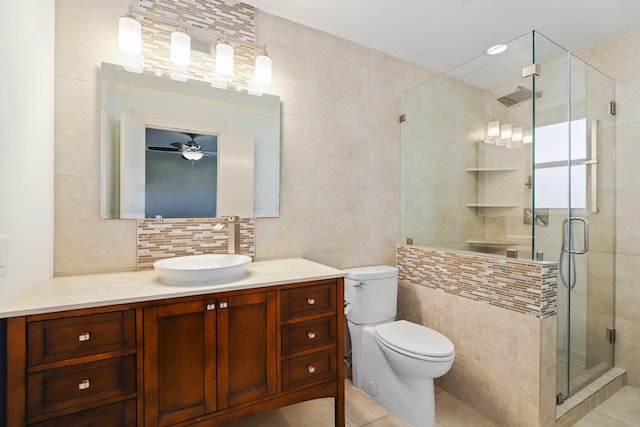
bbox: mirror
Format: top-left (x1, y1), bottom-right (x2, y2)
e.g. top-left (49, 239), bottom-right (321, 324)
top-left (100, 62), bottom-right (280, 219)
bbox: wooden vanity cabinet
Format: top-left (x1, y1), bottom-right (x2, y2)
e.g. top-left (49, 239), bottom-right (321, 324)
top-left (5, 277), bottom-right (345, 427)
top-left (143, 290), bottom-right (277, 426)
top-left (5, 305), bottom-right (141, 427)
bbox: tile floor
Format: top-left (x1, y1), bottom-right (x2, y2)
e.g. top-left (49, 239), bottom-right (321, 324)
top-left (573, 386), bottom-right (640, 427)
top-left (227, 379), bottom-right (497, 426)
top-left (228, 381), bottom-right (640, 427)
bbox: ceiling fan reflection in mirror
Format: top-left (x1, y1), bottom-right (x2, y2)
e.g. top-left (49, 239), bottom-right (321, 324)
top-left (147, 131), bottom-right (217, 161)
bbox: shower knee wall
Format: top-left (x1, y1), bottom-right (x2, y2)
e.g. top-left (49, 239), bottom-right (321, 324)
top-left (396, 245), bottom-right (557, 427)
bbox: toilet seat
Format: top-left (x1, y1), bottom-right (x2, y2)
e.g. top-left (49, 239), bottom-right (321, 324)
top-left (375, 320), bottom-right (454, 361)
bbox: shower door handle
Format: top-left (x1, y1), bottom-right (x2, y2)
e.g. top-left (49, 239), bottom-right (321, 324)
top-left (562, 217), bottom-right (589, 254)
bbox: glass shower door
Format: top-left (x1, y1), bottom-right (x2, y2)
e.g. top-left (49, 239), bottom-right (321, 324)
top-left (532, 33), bottom-right (616, 402)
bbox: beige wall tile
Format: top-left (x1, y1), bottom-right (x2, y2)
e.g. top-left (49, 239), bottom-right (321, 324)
top-left (55, 77), bottom-right (100, 177)
top-left (54, 174), bottom-right (137, 274)
top-left (55, 2), bottom-right (431, 275)
top-left (615, 319), bottom-right (640, 387)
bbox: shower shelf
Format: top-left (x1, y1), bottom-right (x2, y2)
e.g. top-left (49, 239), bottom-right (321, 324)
top-left (465, 167), bottom-right (518, 172)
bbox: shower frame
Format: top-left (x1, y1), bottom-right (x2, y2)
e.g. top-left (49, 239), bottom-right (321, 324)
top-left (399, 30), bottom-right (616, 404)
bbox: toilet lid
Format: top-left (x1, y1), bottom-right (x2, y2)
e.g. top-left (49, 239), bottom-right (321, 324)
top-left (375, 320), bottom-right (454, 358)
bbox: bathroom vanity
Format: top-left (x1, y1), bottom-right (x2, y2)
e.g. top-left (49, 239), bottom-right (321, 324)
top-left (0, 258), bottom-right (345, 427)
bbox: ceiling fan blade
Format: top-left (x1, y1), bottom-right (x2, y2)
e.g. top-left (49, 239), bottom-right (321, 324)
top-left (202, 151), bottom-right (217, 157)
top-left (148, 146), bottom-right (180, 152)
top-left (170, 142), bottom-right (186, 149)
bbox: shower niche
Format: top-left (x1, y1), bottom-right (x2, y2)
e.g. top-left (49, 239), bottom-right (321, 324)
top-left (400, 30), bottom-right (616, 404)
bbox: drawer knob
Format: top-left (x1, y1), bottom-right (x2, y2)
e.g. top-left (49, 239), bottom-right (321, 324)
top-left (219, 301), bottom-right (228, 309)
top-left (206, 303), bottom-right (216, 311)
top-left (307, 298), bottom-right (315, 305)
top-left (307, 365), bottom-right (316, 374)
top-left (78, 379), bottom-right (90, 390)
top-left (78, 332), bottom-right (90, 342)
top-left (307, 331), bottom-right (316, 339)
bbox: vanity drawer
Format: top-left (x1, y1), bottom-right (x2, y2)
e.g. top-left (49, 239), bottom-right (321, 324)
top-left (27, 355), bottom-right (137, 417)
top-left (281, 349), bottom-right (337, 391)
top-left (28, 310), bottom-right (136, 365)
top-left (29, 399), bottom-right (137, 427)
top-left (281, 282), bottom-right (336, 320)
top-left (282, 317), bottom-right (336, 356)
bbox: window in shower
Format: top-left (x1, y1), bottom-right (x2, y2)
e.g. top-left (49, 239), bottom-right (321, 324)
top-left (534, 118), bottom-right (587, 209)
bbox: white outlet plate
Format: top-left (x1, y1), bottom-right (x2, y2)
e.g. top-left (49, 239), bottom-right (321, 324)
top-left (0, 235), bottom-right (7, 277)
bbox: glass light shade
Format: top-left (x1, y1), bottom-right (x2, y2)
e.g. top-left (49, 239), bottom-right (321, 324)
top-left (512, 126), bottom-right (523, 142)
top-left (254, 54), bottom-right (272, 85)
top-left (183, 151), bottom-right (203, 161)
top-left (123, 54), bottom-right (144, 73)
top-left (216, 42), bottom-right (234, 76)
top-left (487, 121), bottom-right (500, 138)
top-left (171, 31), bottom-right (191, 67)
top-left (500, 124), bottom-right (512, 139)
top-left (118, 16), bottom-right (142, 55)
top-left (523, 129), bottom-right (533, 144)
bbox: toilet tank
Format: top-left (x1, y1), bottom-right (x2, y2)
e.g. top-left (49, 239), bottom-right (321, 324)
top-left (344, 265), bottom-right (398, 325)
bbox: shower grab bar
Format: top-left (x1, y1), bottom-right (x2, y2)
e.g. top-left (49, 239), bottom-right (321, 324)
top-left (562, 217), bottom-right (589, 254)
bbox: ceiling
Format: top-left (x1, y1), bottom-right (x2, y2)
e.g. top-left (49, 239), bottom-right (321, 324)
top-left (246, 0), bottom-right (640, 73)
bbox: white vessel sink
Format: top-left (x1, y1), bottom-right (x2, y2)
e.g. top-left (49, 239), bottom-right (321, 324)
top-left (154, 254), bottom-right (252, 285)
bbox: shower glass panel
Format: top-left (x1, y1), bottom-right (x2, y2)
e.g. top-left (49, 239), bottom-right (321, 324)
top-left (399, 31), bottom-right (615, 403)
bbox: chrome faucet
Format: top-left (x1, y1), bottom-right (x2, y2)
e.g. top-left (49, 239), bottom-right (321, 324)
top-left (216, 216), bottom-right (241, 254)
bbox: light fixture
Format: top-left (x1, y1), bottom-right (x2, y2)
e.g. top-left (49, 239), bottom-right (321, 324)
top-left (487, 121), bottom-right (500, 139)
top-left (119, 15), bottom-right (142, 55)
top-left (117, 8), bottom-right (274, 90)
top-left (216, 40), bottom-right (234, 76)
top-left (182, 151), bottom-right (204, 161)
top-left (171, 30), bottom-right (191, 67)
top-left (511, 126), bottom-right (523, 142)
top-left (486, 44), bottom-right (507, 55)
top-left (523, 129), bottom-right (533, 144)
top-left (500, 124), bottom-right (512, 139)
top-left (254, 52), bottom-right (272, 85)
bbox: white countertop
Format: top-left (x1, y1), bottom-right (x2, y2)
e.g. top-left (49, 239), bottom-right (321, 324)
top-left (0, 258), bottom-right (345, 318)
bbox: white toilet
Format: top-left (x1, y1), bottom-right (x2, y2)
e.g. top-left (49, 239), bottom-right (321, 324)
top-left (344, 265), bottom-right (455, 427)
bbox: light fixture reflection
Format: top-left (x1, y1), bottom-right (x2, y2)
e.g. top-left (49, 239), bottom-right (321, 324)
top-left (487, 121), bottom-right (500, 138)
top-left (500, 124), bottom-right (512, 139)
top-left (512, 126), bottom-right (523, 142)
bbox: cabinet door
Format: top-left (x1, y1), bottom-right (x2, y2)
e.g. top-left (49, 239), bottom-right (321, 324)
top-left (144, 300), bottom-right (217, 427)
top-left (216, 291), bottom-right (276, 408)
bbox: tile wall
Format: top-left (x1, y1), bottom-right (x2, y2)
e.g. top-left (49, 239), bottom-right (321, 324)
top-left (396, 245), bottom-right (557, 427)
top-left (54, 0), bottom-right (434, 277)
top-left (137, 217), bottom-right (255, 269)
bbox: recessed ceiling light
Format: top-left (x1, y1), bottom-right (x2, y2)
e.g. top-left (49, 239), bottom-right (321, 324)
top-left (486, 44), bottom-right (508, 55)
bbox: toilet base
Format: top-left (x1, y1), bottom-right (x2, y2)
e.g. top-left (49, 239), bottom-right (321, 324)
top-left (348, 322), bottom-right (437, 427)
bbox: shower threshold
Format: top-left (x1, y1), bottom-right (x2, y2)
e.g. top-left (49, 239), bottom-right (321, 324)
top-left (556, 366), bottom-right (626, 426)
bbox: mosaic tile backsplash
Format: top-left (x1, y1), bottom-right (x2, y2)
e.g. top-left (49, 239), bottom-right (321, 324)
top-left (396, 244), bottom-right (558, 318)
top-left (138, 0), bottom-right (257, 89)
top-left (137, 217), bottom-right (255, 269)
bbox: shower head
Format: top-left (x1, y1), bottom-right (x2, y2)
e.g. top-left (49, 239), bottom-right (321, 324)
top-left (497, 86), bottom-right (541, 107)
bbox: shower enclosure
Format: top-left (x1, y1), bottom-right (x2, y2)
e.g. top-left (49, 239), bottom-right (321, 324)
top-left (400, 31), bottom-right (615, 403)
